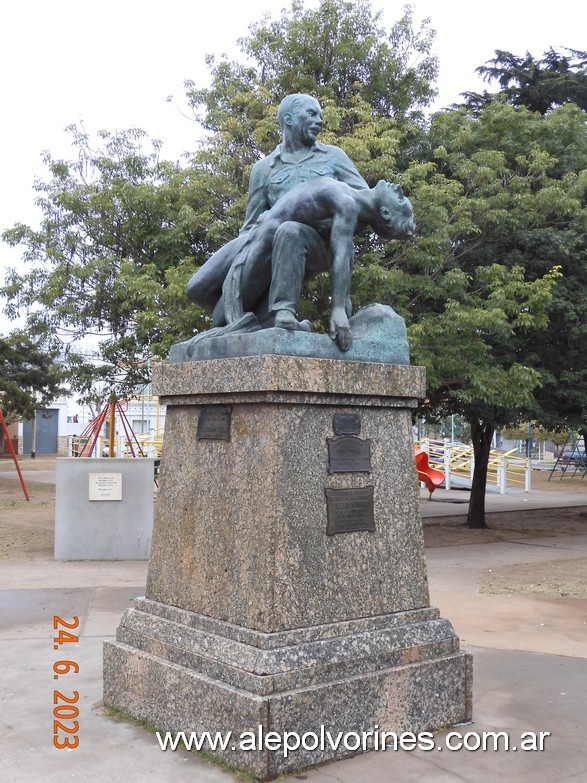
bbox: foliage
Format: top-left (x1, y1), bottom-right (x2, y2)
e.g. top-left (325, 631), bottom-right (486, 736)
top-left (180, 0), bottom-right (438, 247)
top-left (461, 47), bottom-right (587, 115)
top-left (0, 331), bottom-right (64, 418)
top-left (501, 423), bottom-right (568, 446)
top-left (2, 126), bottom-right (212, 399)
top-left (374, 100), bottom-right (585, 526)
top-left (354, 100), bottom-right (583, 428)
top-left (2, 2), bottom-right (586, 528)
top-left (457, 51), bottom-right (587, 436)
top-left (239, 0), bottom-right (438, 121)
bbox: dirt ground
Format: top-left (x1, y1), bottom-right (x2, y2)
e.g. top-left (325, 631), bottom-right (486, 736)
top-left (1, 456), bottom-right (586, 599)
top-left (0, 456), bottom-right (56, 562)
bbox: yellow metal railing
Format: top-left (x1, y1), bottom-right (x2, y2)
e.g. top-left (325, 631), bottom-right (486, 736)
top-left (70, 434), bottom-right (162, 459)
top-left (415, 439), bottom-right (531, 493)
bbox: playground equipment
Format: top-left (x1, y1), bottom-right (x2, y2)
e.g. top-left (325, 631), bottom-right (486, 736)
top-left (414, 447), bottom-right (445, 499)
top-left (72, 396), bottom-right (146, 459)
top-left (415, 439), bottom-right (531, 494)
top-left (549, 432), bottom-right (586, 480)
top-left (0, 407), bottom-right (29, 501)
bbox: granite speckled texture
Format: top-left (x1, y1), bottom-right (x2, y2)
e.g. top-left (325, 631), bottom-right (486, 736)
top-left (103, 357), bottom-right (472, 780)
top-left (104, 623), bottom-right (471, 779)
top-left (109, 600), bottom-right (458, 693)
top-left (145, 396), bottom-right (428, 631)
top-left (153, 354), bottom-right (425, 402)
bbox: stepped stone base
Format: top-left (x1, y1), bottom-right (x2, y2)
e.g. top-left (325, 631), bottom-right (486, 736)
top-left (103, 356), bottom-right (472, 779)
top-left (104, 599), bottom-right (471, 778)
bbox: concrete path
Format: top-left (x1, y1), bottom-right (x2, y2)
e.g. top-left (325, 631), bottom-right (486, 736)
top-left (420, 486), bottom-right (587, 517)
top-left (1, 474), bottom-right (586, 781)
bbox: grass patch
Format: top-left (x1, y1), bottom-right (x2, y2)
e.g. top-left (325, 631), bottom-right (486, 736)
top-left (101, 704), bottom-right (260, 782)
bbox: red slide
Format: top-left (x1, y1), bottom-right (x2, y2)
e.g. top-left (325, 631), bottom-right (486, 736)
top-left (414, 448), bottom-right (445, 499)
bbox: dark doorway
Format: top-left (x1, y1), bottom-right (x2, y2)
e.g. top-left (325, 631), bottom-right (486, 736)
top-left (23, 409), bottom-right (59, 454)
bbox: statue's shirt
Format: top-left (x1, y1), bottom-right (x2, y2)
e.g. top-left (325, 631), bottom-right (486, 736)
top-left (241, 143), bottom-right (368, 234)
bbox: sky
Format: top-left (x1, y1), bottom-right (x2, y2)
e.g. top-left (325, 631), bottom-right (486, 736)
top-left (1, 0), bottom-right (586, 305)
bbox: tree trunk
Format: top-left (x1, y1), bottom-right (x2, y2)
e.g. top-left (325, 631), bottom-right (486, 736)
top-left (467, 419), bottom-right (495, 529)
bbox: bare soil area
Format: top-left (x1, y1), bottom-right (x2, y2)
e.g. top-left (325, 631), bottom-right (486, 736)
top-left (480, 557), bottom-right (587, 599)
top-left (422, 469), bottom-right (587, 599)
top-left (0, 456), bottom-right (56, 562)
top-left (1, 457), bottom-right (586, 599)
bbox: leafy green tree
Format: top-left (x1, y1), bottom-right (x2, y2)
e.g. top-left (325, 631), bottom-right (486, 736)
top-left (3, 0), bottom-right (584, 531)
top-left (501, 423), bottom-right (569, 452)
top-left (180, 0), bottom-right (437, 254)
top-left (460, 50), bottom-right (587, 443)
top-left (180, 6), bottom-right (584, 528)
top-left (2, 125), bottom-right (212, 399)
top-left (0, 331), bottom-right (63, 418)
top-left (462, 47), bottom-right (587, 115)
top-left (393, 100), bottom-right (586, 526)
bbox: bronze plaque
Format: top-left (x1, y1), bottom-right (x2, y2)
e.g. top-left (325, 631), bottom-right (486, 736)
top-left (333, 412), bottom-right (361, 436)
top-left (327, 436), bottom-right (371, 473)
top-left (325, 486), bottom-right (375, 534)
top-left (197, 405), bottom-right (231, 440)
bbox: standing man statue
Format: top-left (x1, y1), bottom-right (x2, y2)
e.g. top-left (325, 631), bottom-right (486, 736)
top-left (186, 94), bottom-right (369, 330)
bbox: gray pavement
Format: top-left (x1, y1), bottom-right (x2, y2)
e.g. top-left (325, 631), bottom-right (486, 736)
top-left (420, 485), bottom-right (587, 517)
top-left (1, 471), bottom-right (586, 781)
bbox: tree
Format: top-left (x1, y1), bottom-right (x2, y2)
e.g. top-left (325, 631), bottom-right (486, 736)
top-left (462, 47), bottom-right (587, 115)
top-left (3, 2), bottom-right (583, 529)
top-left (2, 126), bottom-right (212, 399)
top-left (183, 4), bottom-right (579, 528)
top-left (460, 50), bottom-right (587, 443)
top-left (0, 331), bottom-right (63, 418)
top-left (394, 100), bottom-right (586, 526)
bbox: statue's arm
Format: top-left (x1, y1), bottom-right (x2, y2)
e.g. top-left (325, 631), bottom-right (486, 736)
top-left (328, 195), bottom-right (359, 351)
top-left (239, 158), bottom-right (271, 235)
top-left (330, 146), bottom-right (369, 191)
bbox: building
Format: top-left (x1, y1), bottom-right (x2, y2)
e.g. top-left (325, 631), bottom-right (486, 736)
top-left (17, 393), bottom-right (165, 457)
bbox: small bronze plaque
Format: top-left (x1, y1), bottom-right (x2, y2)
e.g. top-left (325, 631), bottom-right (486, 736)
top-left (327, 437), bottom-right (371, 473)
top-left (197, 405), bottom-right (231, 440)
top-left (333, 413), bottom-right (361, 436)
top-left (325, 486), bottom-right (375, 534)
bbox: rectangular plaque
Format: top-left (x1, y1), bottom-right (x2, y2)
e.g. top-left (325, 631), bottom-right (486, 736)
top-left (325, 486), bottom-right (375, 534)
top-left (197, 405), bottom-right (231, 440)
top-left (333, 412), bottom-right (361, 436)
top-left (89, 473), bottom-right (122, 501)
top-left (327, 436), bottom-right (371, 473)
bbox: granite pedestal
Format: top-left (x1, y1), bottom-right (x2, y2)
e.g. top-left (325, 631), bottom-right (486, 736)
top-left (103, 355), bottom-right (471, 779)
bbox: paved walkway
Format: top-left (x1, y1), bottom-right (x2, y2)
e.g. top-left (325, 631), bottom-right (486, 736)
top-left (1, 471), bottom-right (586, 781)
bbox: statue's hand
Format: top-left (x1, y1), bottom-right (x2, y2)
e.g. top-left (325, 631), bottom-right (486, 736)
top-left (329, 307), bottom-right (352, 352)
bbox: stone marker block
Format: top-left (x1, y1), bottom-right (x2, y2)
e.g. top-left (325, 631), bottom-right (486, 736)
top-left (55, 458), bottom-right (155, 560)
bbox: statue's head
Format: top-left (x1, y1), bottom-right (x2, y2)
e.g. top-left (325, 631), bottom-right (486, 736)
top-left (371, 181), bottom-right (416, 239)
top-left (277, 94), bottom-right (323, 145)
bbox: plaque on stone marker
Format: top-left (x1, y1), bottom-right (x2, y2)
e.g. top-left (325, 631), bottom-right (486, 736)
top-left (333, 412), bottom-right (361, 435)
top-left (327, 436), bottom-right (371, 473)
top-left (197, 405), bottom-right (231, 440)
top-left (325, 486), bottom-right (375, 534)
top-left (89, 473), bottom-right (122, 501)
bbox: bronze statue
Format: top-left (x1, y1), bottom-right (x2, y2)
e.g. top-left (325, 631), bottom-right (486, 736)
top-left (185, 93), bottom-right (415, 351)
top-left (222, 178), bottom-right (414, 350)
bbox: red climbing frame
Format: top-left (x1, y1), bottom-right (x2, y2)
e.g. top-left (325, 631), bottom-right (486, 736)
top-left (0, 408), bottom-right (30, 501)
top-left (73, 396), bottom-right (145, 458)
